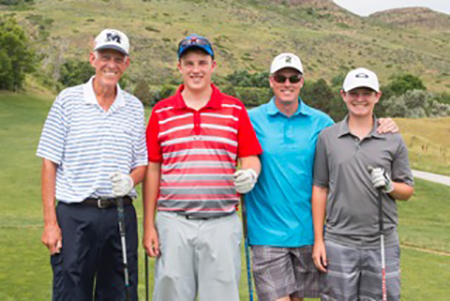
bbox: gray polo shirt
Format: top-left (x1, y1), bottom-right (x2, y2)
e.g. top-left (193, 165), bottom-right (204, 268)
top-left (313, 116), bottom-right (414, 248)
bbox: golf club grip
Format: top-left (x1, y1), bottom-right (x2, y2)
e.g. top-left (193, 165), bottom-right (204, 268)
top-left (117, 197), bottom-right (131, 300)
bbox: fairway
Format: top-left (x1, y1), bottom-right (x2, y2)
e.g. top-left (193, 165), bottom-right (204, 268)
top-left (0, 92), bottom-right (449, 300)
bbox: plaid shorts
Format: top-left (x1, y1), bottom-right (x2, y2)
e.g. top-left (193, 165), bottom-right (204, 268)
top-left (252, 245), bottom-right (320, 301)
top-left (321, 240), bottom-right (401, 301)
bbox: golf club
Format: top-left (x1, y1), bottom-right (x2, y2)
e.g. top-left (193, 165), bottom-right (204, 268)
top-left (145, 253), bottom-right (149, 301)
top-left (117, 197), bottom-right (131, 301)
top-left (240, 195), bottom-right (254, 301)
top-left (368, 166), bottom-right (387, 301)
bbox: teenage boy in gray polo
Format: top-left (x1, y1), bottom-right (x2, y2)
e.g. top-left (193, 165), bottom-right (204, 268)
top-left (312, 68), bottom-right (414, 301)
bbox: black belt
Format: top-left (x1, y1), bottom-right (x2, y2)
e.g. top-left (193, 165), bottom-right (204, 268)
top-left (79, 196), bottom-right (133, 209)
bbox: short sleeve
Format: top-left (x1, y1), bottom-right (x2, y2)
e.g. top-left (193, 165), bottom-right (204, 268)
top-left (132, 105), bottom-right (148, 168)
top-left (313, 132), bottom-right (329, 188)
top-left (146, 109), bottom-right (163, 163)
top-left (36, 95), bottom-right (67, 164)
top-left (237, 106), bottom-right (262, 158)
top-left (391, 136), bottom-right (414, 186)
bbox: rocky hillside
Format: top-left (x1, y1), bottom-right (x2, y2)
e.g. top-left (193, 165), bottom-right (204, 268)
top-left (370, 7), bottom-right (450, 32)
top-left (1, 0), bottom-right (449, 91)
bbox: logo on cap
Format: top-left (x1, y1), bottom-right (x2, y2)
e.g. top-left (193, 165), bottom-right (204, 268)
top-left (285, 56), bottom-right (292, 63)
top-left (356, 73), bottom-right (369, 79)
top-left (106, 32), bottom-right (121, 44)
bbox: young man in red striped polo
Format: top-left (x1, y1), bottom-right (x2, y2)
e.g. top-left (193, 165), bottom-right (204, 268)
top-left (143, 34), bottom-right (262, 301)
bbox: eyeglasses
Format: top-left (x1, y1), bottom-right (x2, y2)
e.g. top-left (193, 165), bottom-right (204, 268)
top-left (272, 74), bottom-right (302, 84)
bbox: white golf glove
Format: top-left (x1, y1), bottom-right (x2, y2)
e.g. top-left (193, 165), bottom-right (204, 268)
top-left (110, 172), bottom-right (134, 197)
top-left (233, 169), bottom-right (258, 194)
top-left (370, 168), bottom-right (394, 193)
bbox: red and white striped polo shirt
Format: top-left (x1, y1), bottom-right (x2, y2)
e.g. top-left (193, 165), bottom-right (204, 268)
top-left (146, 84), bottom-right (262, 217)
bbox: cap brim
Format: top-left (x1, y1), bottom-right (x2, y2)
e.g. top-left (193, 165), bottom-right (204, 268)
top-left (271, 65), bottom-right (303, 75)
top-left (178, 45), bottom-right (214, 58)
top-left (344, 84), bottom-right (379, 92)
top-left (94, 45), bottom-right (129, 56)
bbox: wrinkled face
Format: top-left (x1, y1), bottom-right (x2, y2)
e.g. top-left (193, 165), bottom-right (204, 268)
top-left (178, 50), bottom-right (216, 92)
top-left (270, 68), bottom-right (303, 105)
top-left (341, 87), bottom-right (381, 117)
top-left (90, 49), bottom-right (129, 88)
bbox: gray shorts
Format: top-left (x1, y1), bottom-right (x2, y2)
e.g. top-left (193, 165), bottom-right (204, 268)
top-left (252, 245), bottom-right (320, 301)
top-left (153, 211), bottom-right (242, 301)
top-left (321, 240), bottom-right (401, 301)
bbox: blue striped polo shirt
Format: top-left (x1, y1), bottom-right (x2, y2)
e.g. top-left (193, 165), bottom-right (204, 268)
top-left (37, 77), bottom-right (148, 203)
top-left (245, 97), bottom-right (334, 247)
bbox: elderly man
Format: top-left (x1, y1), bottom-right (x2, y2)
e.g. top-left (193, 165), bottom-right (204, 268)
top-left (245, 54), bottom-right (398, 301)
top-left (37, 29), bottom-right (147, 301)
top-left (143, 34), bottom-right (262, 301)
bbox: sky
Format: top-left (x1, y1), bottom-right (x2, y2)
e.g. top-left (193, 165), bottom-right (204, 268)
top-left (333, 0), bottom-right (450, 16)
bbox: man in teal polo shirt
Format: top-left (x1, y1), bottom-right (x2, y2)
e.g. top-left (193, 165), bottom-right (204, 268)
top-left (245, 53), bottom-right (398, 301)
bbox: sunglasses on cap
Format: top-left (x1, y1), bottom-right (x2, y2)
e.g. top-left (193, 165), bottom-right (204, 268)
top-left (272, 74), bottom-right (302, 84)
top-left (177, 35), bottom-right (214, 58)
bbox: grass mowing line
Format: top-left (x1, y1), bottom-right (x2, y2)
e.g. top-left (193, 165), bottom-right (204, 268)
top-left (400, 243), bottom-right (450, 257)
top-left (0, 224), bottom-right (43, 229)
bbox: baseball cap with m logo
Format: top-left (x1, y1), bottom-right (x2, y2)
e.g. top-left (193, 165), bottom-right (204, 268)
top-left (94, 29), bottom-right (130, 56)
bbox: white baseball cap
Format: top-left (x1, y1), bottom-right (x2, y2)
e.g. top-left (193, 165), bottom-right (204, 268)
top-left (270, 53), bottom-right (303, 75)
top-left (343, 68), bottom-right (380, 92)
top-left (94, 29), bottom-right (130, 56)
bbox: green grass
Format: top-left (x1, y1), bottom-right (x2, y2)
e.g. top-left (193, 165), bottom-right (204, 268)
top-left (398, 178), bottom-right (450, 252)
top-left (0, 92), bottom-right (449, 300)
top-left (395, 118), bottom-right (450, 176)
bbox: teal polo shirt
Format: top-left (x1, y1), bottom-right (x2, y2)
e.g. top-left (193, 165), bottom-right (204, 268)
top-left (246, 97), bottom-right (334, 247)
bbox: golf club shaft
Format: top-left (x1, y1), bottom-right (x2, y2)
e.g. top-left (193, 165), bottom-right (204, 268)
top-left (241, 195), bottom-right (254, 301)
top-left (369, 166), bottom-right (388, 301)
top-left (117, 197), bottom-right (131, 301)
top-left (145, 253), bottom-right (149, 301)
top-left (377, 188), bottom-right (387, 301)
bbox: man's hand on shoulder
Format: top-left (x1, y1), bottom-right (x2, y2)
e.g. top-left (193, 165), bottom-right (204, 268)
top-left (377, 118), bottom-right (399, 134)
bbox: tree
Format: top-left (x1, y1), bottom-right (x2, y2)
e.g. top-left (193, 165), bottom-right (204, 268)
top-left (384, 74), bottom-right (426, 99)
top-left (0, 0), bottom-right (34, 5)
top-left (133, 79), bottom-right (151, 106)
top-left (383, 90), bottom-right (432, 118)
top-left (301, 78), bottom-right (334, 113)
top-left (59, 60), bottom-right (93, 88)
top-left (0, 17), bottom-right (35, 90)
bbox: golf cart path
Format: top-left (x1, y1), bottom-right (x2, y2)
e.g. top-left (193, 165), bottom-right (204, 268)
top-left (412, 170), bottom-right (450, 186)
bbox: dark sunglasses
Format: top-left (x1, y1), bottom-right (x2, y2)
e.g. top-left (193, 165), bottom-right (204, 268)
top-left (273, 74), bottom-right (302, 84)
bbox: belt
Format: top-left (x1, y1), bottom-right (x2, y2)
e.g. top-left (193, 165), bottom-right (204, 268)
top-left (79, 196), bottom-right (133, 209)
top-left (184, 212), bottom-right (233, 220)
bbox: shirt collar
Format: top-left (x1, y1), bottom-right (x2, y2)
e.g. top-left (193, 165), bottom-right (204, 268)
top-left (173, 83), bottom-right (223, 110)
top-left (83, 76), bottom-right (126, 108)
top-left (338, 115), bottom-right (386, 139)
top-left (267, 96), bottom-right (312, 117)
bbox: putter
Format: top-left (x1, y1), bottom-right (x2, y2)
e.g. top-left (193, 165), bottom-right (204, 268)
top-left (117, 197), bottom-right (131, 301)
top-left (240, 195), bottom-right (254, 301)
top-left (368, 166), bottom-right (387, 301)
